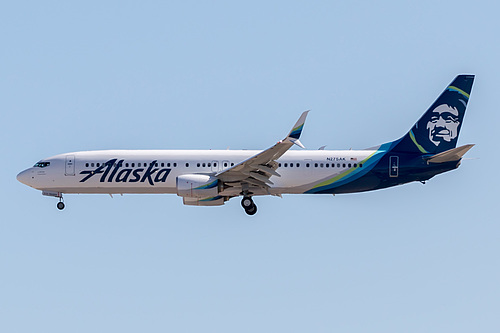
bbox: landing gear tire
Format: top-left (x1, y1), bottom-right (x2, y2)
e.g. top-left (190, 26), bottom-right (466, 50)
top-left (241, 196), bottom-right (257, 215)
top-left (245, 204), bottom-right (257, 216)
top-left (241, 196), bottom-right (253, 209)
top-left (57, 201), bottom-right (65, 210)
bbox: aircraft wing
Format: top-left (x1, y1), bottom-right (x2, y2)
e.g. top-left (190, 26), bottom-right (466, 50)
top-left (216, 111), bottom-right (309, 191)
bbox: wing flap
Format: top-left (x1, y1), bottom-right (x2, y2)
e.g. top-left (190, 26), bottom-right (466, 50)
top-left (250, 164), bottom-right (281, 177)
top-left (249, 171), bottom-right (274, 185)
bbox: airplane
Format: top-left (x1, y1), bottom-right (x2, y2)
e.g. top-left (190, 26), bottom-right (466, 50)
top-left (17, 74), bottom-right (475, 215)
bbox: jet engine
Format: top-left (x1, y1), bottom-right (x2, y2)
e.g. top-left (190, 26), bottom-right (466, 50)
top-left (182, 196), bottom-right (225, 206)
top-left (176, 174), bottom-right (220, 198)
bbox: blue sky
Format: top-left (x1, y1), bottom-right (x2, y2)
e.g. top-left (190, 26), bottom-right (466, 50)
top-left (2, 1), bottom-right (499, 332)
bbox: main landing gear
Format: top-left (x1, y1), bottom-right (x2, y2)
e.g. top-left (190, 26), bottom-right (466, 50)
top-left (241, 196), bottom-right (257, 215)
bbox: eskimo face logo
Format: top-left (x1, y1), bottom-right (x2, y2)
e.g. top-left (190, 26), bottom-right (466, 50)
top-left (426, 104), bottom-right (460, 146)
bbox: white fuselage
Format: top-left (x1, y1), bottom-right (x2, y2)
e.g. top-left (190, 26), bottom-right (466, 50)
top-left (17, 149), bottom-right (375, 196)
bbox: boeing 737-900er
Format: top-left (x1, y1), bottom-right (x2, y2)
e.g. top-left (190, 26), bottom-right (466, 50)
top-left (17, 75), bottom-right (475, 215)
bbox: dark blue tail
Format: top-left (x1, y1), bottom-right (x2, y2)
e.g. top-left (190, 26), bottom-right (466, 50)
top-left (391, 74), bottom-right (474, 154)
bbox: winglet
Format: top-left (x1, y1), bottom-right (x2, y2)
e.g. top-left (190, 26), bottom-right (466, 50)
top-left (286, 110), bottom-right (309, 148)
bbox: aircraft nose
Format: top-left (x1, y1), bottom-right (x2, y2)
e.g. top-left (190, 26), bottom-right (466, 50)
top-left (17, 169), bottom-right (33, 186)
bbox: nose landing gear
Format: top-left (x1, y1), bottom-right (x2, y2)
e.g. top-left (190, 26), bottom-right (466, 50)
top-left (42, 191), bottom-right (66, 210)
top-left (57, 201), bottom-right (65, 210)
top-left (56, 195), bottom-right (65, 210)
top-left (241, 196), bottom-right (257, 215)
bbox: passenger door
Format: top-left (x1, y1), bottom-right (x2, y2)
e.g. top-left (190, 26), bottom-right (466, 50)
top-left (65, 155), bottom-right (75, 176)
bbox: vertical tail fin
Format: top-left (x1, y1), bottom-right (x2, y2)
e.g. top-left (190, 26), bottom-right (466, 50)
top-left (391, 74), bottom-right (474, 154)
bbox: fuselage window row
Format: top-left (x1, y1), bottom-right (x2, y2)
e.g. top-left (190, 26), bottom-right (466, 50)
top-left (83, 161), bottom-right (362, 170)
top-left (83, 161), bottom-right (233, 169)
top-left (277, 162), bottom-right (362, 168)
top-left (84, 162), bottom-right (178, 168)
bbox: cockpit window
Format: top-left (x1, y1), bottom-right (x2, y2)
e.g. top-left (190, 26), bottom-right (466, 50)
top-left (34, 162), bottom-right (50, 168)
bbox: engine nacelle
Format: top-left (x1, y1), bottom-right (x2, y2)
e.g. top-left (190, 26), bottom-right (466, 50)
top-left (176, 174), bottom-right (220, 198)
top-left (183, 196), bottom-right (225, 206)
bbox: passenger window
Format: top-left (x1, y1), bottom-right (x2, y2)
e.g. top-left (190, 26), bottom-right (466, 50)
top-left (174, 163), bottom-right (177, 167)
top-left (348, 163), bottom-right (351, 168)
top-left (214, 163), bottom-right (217, 167)
top-left (337, 163), bottom-right (340, 168)
top-left (91, 163), bottom-right (94, 167)
top-left (314, 163), bottom-right (318, 167)
top-left (224, 162), bottom-right (228, 167)
top-left (279, 163), bottom-right (282, 167)
top-left (132, 163), bottom-right (135, 167)
top-left (359, 163), bottom-right (363, 168)
top-left (125, 163), bottom-right (129, 167)
top-left (85, 163), bottom-right (89, 167)
top-left (284, 163), bottom-right (288, 167)
top-left (161, 163), bottom-right (164, 167)
top-left (326, 163), bottom-right (329, 168)
top-left (354, 163), bottom-right (357, 167)
top-left (297, 163), bottom-right (300, 167)
top-left (208, 163), bottom-right (211, 167)
top-left (231, 163), bottom-right (234, 166)
top-left (343, 163), bottom-right (346, 168)
top-left (185, 163), bottom-right (189, 167)
top-left (167, 163), bottom-right (171, 167)
top-left (306, 163), bottom-right (310, 167)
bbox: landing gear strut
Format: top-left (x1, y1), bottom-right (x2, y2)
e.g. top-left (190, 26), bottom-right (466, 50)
top-left (241, 196), bottom-right (257, 215)
top-left (42, 191), bottom-right (66, 210)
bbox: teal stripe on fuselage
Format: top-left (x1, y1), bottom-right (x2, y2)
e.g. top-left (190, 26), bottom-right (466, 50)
top-left (304, 142), bottom-right (395, 194)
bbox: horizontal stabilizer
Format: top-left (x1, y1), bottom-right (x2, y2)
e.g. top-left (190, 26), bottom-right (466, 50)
top-left (426, 144), bottom-right (475, 163)
top-left (290, 138), bottom-right (306, 149)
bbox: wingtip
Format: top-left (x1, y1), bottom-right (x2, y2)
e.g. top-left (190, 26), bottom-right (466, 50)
top-left (287, 111), bottom-right (310, 140)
